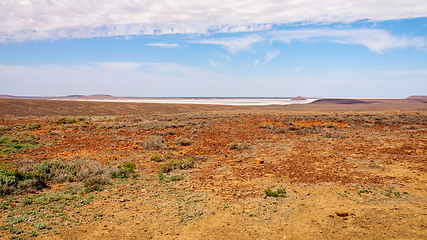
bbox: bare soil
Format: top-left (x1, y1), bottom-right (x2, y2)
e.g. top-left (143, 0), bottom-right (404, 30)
top-left (0, 99), bottom-right (426, 239)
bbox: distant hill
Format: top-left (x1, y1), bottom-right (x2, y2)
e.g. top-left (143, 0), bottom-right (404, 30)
top-left (65, 95), bottom-right (85, 98)
top-left (406, 96), bottom-right (427, 103)
top-left (291, 96), bottom-right (306, 100)
top-left (311, 99), bottom-right (371, 104)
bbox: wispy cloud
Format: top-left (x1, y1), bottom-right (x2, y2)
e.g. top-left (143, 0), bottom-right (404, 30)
top-left (2, 1), bottom-right (426, 42)
top-left (270, 28), bottom-right (427, 53)
top-left (213, 51), bottom-right (231, 63)
top-left (207, 60), bottom-right (218, 68)
top-left (95, 62), bottom-right (142, 71)
top-left (373, 69), bottom-right (427, 75)
top-left (146, 43), bottom-right (179, 48)
top-left (253, 60), bottom-right (260, 69)
top-left (331, 69), bottom-right (427, 76)
top-left (266, 49), bottom-right (281, 62)
top-left (191, 35), bottom-right (264, 53)
top-left (293, 66), bottom-right (302, 72)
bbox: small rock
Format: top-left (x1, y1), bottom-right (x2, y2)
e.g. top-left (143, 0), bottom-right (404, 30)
top-left (416, 149), bottom-right (424, 154)
top-left (254, 159), bottom-right (264, 164)
top-left (328, 215), bottom-right (335, 218)
top-left (119, 198), bottom-right (126, 202)
top-left (141, 189), bottom-right (147, 193)
top-left (335, 212), bottom-right (349, 217)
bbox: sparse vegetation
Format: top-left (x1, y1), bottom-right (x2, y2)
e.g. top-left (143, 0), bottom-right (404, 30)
top-left (55, 117), bottom-right (85, 125)
top-left (228, 142), bottom-right (250, 150)
top-left (140, 136), bottom-right (167, 150)
top-left (0, 103), bottom-right (426, 239)
top-left (150, 154), bottom-right (162, 162)
top-left (158, 157), bottom-right (195, 173)
top-left (175, 137), bottom-right (192, 146)
top-left (264, 188), bottom-right (286, 197)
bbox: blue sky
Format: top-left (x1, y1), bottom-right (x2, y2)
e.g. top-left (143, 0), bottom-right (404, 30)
top-left (1, 0), bottom-right (427, 98)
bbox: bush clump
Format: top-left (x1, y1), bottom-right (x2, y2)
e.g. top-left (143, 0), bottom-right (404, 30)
top-left (24, 123), bottom-right (41, 130)
top-left (0, 169), bottom-right (45, 196)
top-left (84, 176), bottom-right (109, 193)
top-left (175, 137), bottom-right (192, 146)
top-left (150, 154), bottom-right (162, 162)
top-left (0, 158), bottom-right (113, 195)
top-left (0, 125), bottom-right (11, 131)
top-left (140, 136), bottom-right (167, 150)
top-left (55, 117), bottom-right (85, 124)
top-left (110, 162), bottom-right (137, 179)
top-left (228, 142), bottom-right (250, 150)
top-left (264, 188), bottom-right (287, 197)
top-left (158, 157), bottom-right (194, 173)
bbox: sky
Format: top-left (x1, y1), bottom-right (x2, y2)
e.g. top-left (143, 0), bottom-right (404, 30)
top-left (1, 0), bottom-right (427, 98)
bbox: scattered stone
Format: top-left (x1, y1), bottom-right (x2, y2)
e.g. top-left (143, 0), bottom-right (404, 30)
top-left (335, 212), bottom-right (349, 217)
top-left (254, 159), bottom-right (264, 164)
top-left (329, 215), bottom-right (335, 218)
top-left (119, 198), bottom-right (126, 202)
top-left (416, 149), bottom-right (424, 154)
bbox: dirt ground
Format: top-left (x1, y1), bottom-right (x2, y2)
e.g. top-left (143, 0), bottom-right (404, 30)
top-left (0, 99), bottom-right (426, 239)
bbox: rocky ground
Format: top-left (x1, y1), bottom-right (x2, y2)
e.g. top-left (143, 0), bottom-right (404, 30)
top-left (0, 100), bottom-right (426, 239)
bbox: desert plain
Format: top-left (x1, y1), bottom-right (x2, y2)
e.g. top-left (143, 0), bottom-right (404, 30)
top-left (0, 98), bottom-right (426, 239)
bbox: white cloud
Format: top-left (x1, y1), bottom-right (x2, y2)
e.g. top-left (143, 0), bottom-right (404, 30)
top-left (207, 60), bottom-right (218, 68)
top-left (2, 0), bottom-right (426, 42)
top-left (374, 69), bottom-right (427, 75)
top-left (331, 69), bottom-right (427, 76)
top-left (271, 28), bottom-right (427, 53)
top-left (330, 70), bottom-right (357, 76)
top-left (293, 66), bottom-right (303, 72)
top-left (191, 35), bottom-right (264, 53)
top-left (253, 60), bottom-right (260, 69)
top-left (95, 62), bottom-right (142, 71)
top-left (213, 51), bottom-right (231, 63)
top-left (146, 43), bottom-right (179, 48)
top-left (266, 49), bottom-right (281, 62)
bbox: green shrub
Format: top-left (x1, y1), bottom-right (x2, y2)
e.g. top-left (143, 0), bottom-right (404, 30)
top-left (84, 176), bottom-right (108, 193)
top-left (33, 159), bottom-right (109, 183)
top-left (34, 221), bottom-right (46, 230)
top-left (35, 192), bottom-right (75, 205)
top-left (32, 161), bottom-right (53, 179)
top-left (0, 168), bottom-right (47, 195)
top-left (1, 159), bottom-right (110, 195)
top-left (6, 214), bottom-right (27, 224)
top-left (110, 167), bottom-right (131, 179)
top-left (120, 162), bottom-right (136, 173)
top-left (55, 117), bottom-right (85, 124)
top-left (150, 154), bottom-right (162, 162)
top-left (158, 157), bottom-right (194, 173)
top-left (21, 197), bottom-right (33, 206)
top-left (264, 188), bottom-right (286, 197)
top-left (24, 123), bottom-right (41, 130)
top-left (110, 162), bottom-right (137, 179)
top-left (0, 174), bottom-right (19, 196)
top-left (0, 125), bottom-right (11, 131)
